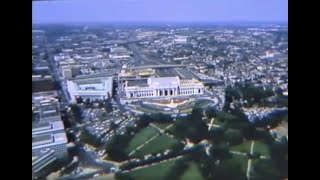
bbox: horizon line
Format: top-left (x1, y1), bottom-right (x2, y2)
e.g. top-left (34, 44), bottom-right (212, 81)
top-left (33, 20), bottom-right (288, 25)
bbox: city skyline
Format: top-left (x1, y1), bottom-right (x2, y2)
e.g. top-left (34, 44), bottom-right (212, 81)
top-left (33, 0), bottom-right (288, 24)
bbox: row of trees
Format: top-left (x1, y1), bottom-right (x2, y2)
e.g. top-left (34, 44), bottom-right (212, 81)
top-left (204, 106), bottom-right (288, 180)
top-left (224, 83), bottom-right (276, 109)
top-left (79, 129), bottom-right (102, 147)
top-left (168, 108), bottom-right (210, 144)
top-left (70, 104), bottom-right (83, 124)
top-left (185, 147), bottom-right (247, 180)
top-left (76, 95), bottom-right (113, 113)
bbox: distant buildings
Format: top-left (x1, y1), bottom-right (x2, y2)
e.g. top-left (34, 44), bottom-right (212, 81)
top-left (174, 35), bottom-right (188, 44)
top-left (67, 77), bottom-right (113, 102)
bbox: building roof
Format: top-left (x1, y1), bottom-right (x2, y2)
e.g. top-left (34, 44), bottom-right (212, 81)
top-left (32, 132), bottom-right (68, 149)
top-left (148, 76), bottom-right (180, 87)
top-left (32, 121), bottom-right (65, 136)
top-left (127, 79), bottom-right (149, 87)
top-left (32, 91), bottom-right (59, 103)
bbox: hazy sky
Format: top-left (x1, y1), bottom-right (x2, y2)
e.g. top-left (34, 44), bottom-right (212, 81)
top-left (33, 0), bottom-right (288, 23)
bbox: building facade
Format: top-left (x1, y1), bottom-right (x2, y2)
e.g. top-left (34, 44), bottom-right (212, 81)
top-left (32, 132), bottom-right (68, 158)
top-left (67, 77), bottom-right (113, 102)
top-left (124, 76), bottom-right (204, 99)
top-left (32, 121), bottom-right (65, 136)
top-left (32, 150), bottom-right (57, 179)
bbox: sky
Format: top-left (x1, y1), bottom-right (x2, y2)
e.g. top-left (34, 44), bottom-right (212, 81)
top-left (32, 0), bottom-right (288, 24)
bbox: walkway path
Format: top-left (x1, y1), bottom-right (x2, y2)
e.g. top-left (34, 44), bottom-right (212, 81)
top-left (208, 118), bottom-right (215, 131)
top-left (246, 141), bottom-right (255, 180)
top-left (128, 124), bottom-right (174, 157)
top-left (129, 134), bottom-right (159, 156)
top-left (123, 156), bottom-right (183, 173)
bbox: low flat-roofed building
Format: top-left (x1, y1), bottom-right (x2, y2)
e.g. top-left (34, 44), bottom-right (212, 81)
top-left (32, 91), bottom-right (59, 103)
top-left (32, 150), bottom-right (57, 178)
top-left (36, 100), bottom-right (61, 122)
top-left (32, 132), bottom-right (68, 158)
top-left (32, 76), bottom-right (56, 93)
top-left (61, 66), bottom-right (73, 79)
top-left (32, 121), bottom-right (65, 136)
top-left (67, 77), bottom-right (113, 102)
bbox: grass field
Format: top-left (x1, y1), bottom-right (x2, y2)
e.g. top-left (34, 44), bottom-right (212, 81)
top-left (132, 134), bottom-right (181, 158)
top-left (253, 141), bottom-right (270, 157)
top-left (126, 126), bottom-right (159, 153)
top-left (92, 174), bottom-right (115, 180)
top-left (231, 141), bottom-right (270, 157)
top-left (179, 162), bottom-right (205, 180)
top-left (123, 158), bottom-right (179, 180)
top-left (231, 141), bottom-right (252, 153)
top-left (152, 122), bottom-right (171, 130)
top-left (228, 155), bottom-right (248, 175)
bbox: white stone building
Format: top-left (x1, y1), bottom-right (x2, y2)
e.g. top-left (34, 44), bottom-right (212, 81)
top-left (124, 76), bottom-right (204, 99)
top-left (66, 77), bottom-right (113, 102)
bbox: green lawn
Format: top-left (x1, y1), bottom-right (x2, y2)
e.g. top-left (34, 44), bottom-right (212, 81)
top-left (179, 162), bottom-right (205, 180)
top-left (213, 119), bottom-right (227, 127)
top-left (152, 122), bottom-right (171, 130)
top-left (253, 141), bottom-right (270, 157)
top-left (92, 174), bottom-right (115, 180)
top-left (132, 134), bottom-right (181, 158)
top-left (228, 155), bottom-right (248, 175)
top-left (230, 141), bottom-right (252, 153)
top-left (126, 126), bottom-right (159, 153)
top-left (124, 158), bottom-right (178, 180)
top-left (194, 100), bottom-right (213, 109)
top-left (231, 141), bottom-right (270, 157)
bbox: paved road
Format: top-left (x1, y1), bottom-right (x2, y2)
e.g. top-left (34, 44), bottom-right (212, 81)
top-left (58, 147), bottom-right (117, 180)
top-left (122, 143), bottom-right (210, 172)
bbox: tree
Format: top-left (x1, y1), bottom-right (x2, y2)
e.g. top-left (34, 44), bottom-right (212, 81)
top-left (224, 129), bottom-right (244, 145)
top-left (211, 160), bottom-right (247, 180)
top-left (110, 121), bottom-right (118, 130)
top-left (205, 107), bottom-right (218, 119)
top-left (70, 104), bottom-right (83, 124)
top-left (270, 141), bottom-right (288, 174)
top-left (76, 96), bottom-right (83, 104)
top-left (32, 111), bottom-right (36, 122)
top-left (163, 158), bottom-right (189, 180)
top-left (98, 101), bottom-right (104, 108)
top-left (170, 109), bottom-right (209, 143)
top-left (210, 144), bottom-right (231, 160)
top-left (251, 160), bottom-right (284, 180)
top-left (84, 98), bottom-right (91, 108)
top-left (105, 134), bottom-right (130, 161)
top-left (151, 113), bottom-right (173, 123)
top-left (79, 129), bottom-right (101, 147)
